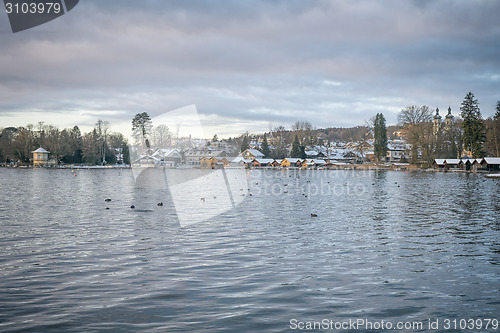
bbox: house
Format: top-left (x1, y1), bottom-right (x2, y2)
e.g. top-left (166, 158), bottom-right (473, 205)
top-left (251, 159), bottom-right (262, 167)
top-left (304, 150), bottom-right (319, 159)
top-left (391, 162), bottom-right (410, 170)
top-left (240, 149), bottom-right (265, 160)
top-left (280, 158), bottom-right (291, 168)
top-left (152, 148), bottom-right (182, 166)
top-left (131, 155), bottom-right (160, 168)
top-left (287, 158), bottom-right (303, 167)
top-left (32, 147), bottom-right (50, 166)
top-left (386, 140), bottom-right (410, 162)
top-left (480, 157), bottom-right (500, 171)
top-left (185, 150), bottom-right (227, 167)
top-left (253, 158), bottom-right (276, 167)
top-left (444, 159), bottom-right (461, 170)
top-left (226, 156), bottom-right (251, 168)
top-left (273, 159), bottom-right (283, 167)
top-left (312, 159), bottom-right (326, 168)
top-left (220, 157), bottom-right (230, 167)
top-left (458, 158), bottom-right (481, 171)
top-left (365, 151), bottom-right (375, 162)
top-left (433, 159), bottom-right (446, 169)
top-left (200, 157), bottom-right (218, 169)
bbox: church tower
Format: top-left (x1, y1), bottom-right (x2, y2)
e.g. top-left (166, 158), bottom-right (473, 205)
top-left (433, 107), bottom-right (442, 136)
top-left (445, 106), bottom-right (454, 129)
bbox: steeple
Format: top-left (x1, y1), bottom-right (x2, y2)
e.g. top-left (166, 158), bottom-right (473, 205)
top-left (433, 107), bottom-right (441, 135)
top-left (434, 107), bottom-right (442, 120)
top-left (445, 106), bottom-right (454, 128)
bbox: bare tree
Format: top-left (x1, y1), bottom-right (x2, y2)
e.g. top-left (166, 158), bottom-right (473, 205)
top-left (151, 124), bottom-right (172, 148)
top-left (397, 105), bottom-right (433, 126)
top-left (398, 105), bottom-right (434, 165)
top-left (95, 119), bottom-right (110, 165)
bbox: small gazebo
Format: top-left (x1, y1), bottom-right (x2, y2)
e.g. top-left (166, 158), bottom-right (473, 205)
top-left (32, 147), bottom-right (50, 166)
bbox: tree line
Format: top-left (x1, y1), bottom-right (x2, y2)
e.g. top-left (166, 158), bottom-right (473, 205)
top-left (397, 92), bottom-right (500, 165)
top-left (0, 120), bottom-right (130, 165)
top-left (235, 92), bottom-right (500, 165)
top-left (2, 92), bottom-right (499, 166)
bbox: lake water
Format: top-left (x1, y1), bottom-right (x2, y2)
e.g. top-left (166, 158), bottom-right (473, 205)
top-left (0, 168), bottom-right (499, 332)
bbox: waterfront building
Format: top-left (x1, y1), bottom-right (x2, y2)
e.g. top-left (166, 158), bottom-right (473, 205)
top-left (240, 149), bottom-right (265, 160)
top-left (32, 147), bottom-right (50, 166)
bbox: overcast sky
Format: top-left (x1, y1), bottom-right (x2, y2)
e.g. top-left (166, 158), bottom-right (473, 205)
top-left (1, 0), bottom-right (499, 138)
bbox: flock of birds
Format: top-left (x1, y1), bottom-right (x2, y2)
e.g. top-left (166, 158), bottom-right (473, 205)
top-left (104, 198), bottom-right (163, 210)
top-left (101, 178), bottom-right (405, 217)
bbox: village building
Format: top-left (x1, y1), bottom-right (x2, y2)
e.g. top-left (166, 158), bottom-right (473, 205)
top-left (32, 147), bottom-right (50, 166)
top-left (131, 155), bottom-right (161, 168)
top-left (240, 149), bottom-right (265, 160)
top-left (185, 150), bottom-right (227, 167)
top-left (152, 148), bottom-right (182, 167)
top-left (386, 140), bottom-right (410, 162)
top-left (480, 157), bottom-right (500, 171)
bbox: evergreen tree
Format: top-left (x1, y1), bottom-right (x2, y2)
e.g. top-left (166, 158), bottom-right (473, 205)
top-left (132, 112), bottom-right (152, 150)
top-left (373, 113), bottom-right (388, 162)
top-left (460, 92), bottom-right (485, 158)
top-left (300, 145), bottom-right (306, 159)
top-left (291, 135), bottom-right (301, 158)
top-left (240, 135), bottom-right (249, 152)
top-left (260, 134), bottom-right (271, 158)
top-left (485, 100), bottom-right (500, 156)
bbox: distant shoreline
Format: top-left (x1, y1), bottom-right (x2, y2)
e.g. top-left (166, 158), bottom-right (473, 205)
top-left (0, 164), bottom-right (497, 175)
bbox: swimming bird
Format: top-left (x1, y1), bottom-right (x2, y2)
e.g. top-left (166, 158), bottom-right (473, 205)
top-left (106, 207), bottom-right (110, 210)
top-left (130, 205), bottom-right (135, 209)
top-left (201, 198), bottom-right (205, 202)
top-left (311, 213), bottom-right (318, 217)
top-left (104, 198), bottom-right (111, 202)
top-left (157, 202), bottom-right (163, 206)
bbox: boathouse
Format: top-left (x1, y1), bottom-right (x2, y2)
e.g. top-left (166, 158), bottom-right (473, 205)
top-left (444, 159), bottom-right (461, 170)
top-left (32, 147), bottom-right (50, 166)
top-left (480, 157), bottom-right (500, 171)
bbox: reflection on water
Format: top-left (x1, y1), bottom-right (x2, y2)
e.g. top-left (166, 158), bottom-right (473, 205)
top-left (0, 168), bottom-right (499, 332)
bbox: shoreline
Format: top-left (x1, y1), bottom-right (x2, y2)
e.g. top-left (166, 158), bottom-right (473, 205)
top-left (0, 163), bottom-right (497, 174)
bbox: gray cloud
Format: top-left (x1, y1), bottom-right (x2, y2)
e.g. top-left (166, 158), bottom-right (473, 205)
top-left (1, 0), bottom-right (499, 137)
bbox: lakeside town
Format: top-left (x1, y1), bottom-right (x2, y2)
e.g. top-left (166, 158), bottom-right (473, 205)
top-left (2, 93), bottom-right (500, 174)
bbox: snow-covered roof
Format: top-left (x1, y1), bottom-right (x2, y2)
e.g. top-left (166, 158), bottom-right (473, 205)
top-left (32, 147), bottom-right (49, 153)
top-left (240, 149), bottom-right (264, 157)
top-left (228, 156), bottom-right (252, 164)
top-left (434, 159), bottom-right (446, 165)
top-left (481, 157), bottom-right (500, 165)
top-left (152, 148), bottom-right (180, 157)
top-left (254, 158), bottom-right (276, 164)
top-left (444, 159), bottom-right (461, 165)
top-left (310, 159), bottom-right (326, 164)
top-left (131, 155), bottom-right (161, 164)
top-left (284, 158), bottom-right (302, 163)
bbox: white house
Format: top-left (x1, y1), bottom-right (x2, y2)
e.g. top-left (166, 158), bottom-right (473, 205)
top-left (240, 149), bottom-right (265, 160)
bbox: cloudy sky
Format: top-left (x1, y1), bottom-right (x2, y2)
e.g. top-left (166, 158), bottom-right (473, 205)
top-left (1, 0), bottom-right (499, 138)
